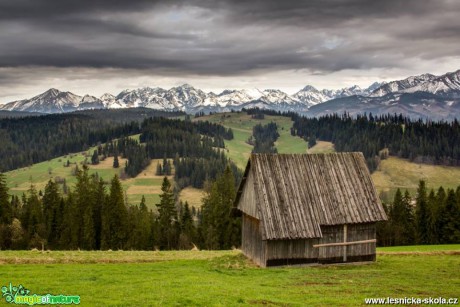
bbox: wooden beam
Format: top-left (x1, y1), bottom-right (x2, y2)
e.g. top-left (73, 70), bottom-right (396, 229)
top-left (343, 224), bottom-right (347, 262)
top-left (313, 239), bottom-right (376, 248)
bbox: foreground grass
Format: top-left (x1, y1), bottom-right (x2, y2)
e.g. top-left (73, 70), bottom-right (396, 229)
top-left (0, 248), bottom-right (459, 306)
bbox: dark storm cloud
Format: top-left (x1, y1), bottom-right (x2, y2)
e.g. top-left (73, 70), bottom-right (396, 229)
top-left (0, 0), bottom-right (459, 77)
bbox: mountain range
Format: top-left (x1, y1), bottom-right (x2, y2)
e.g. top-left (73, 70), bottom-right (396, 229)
top-left (1, 69), bottom-right (459, 119)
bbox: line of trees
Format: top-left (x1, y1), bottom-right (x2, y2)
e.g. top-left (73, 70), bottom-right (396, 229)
top-left (0, 108), bottom-right (183, 173)
top-left (0, 164), bottom-right (241, 251)
top-left (291, 113), bottom-right (460, 172)
top-left (248, 122), bottom-right (279, 154)
top-left (377, 180), bottom-right (460, 246)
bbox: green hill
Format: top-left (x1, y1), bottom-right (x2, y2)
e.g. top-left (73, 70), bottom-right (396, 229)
top-left (193, 112), bottom-right (308, 169)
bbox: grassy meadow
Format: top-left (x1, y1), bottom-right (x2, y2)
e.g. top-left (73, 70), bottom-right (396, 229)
top-left (371, 156), bottom-right (460, 202)
top-left (193, 112), bottom-right (308, 169)
top-left (0, 246), bottom-right (459, 306)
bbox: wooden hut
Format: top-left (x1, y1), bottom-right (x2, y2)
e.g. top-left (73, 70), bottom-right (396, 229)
top-left (235, 153), bottom-right (387, 267)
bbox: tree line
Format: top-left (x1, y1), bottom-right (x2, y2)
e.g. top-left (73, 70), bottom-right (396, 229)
top-left (0, 165), bottom-right (241, 251)
top-left (377, 180), bottom-right (460, 246)
top-left (291, 113), bottom-right (460, 172)
top-left (247, 122), bottom-right (280, 154)
top-left (0, 109), bottom-right (183, 172)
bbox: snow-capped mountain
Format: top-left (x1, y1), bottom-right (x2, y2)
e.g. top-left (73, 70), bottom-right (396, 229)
top-left (78, 95), bottom-right (104, 110)
top-left (100, 93), bottom-right (118, 108)
top-left (370, 73), bottom-right (436, 97)
top-left (307, 91), bottom-right (460, 120)
top-left (401, 70), bottom-right (460, 97)
top-left (293, 82), bottom-right (386, 106)
top-left (1, 88), bottom-right (83, 113)
top-left (1, 69), bottom-right (459, 119)
top-left (204, 90), bottom-right (257, 107)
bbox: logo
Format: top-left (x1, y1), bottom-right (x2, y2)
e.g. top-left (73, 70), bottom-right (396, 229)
top-left (1, 283), bottom-right (80, 305)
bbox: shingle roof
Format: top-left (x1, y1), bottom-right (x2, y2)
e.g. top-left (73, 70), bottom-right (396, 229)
top-left (236, 153), bottom-right (387, 240)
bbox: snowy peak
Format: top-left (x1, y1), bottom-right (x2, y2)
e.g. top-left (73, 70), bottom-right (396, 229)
top-left (293, 83), bottom-right (379, 106)
top-left (204, 89), bottom-right (256, 107)
top-left (0, 88), bottom-right (82, 113)
top-left (403, 69), bottom-right (460, 96)
top-left (371, 73), bottom-right (436, 96)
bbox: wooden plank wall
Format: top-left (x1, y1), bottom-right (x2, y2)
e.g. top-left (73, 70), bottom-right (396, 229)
top-left (266, 238), bottom-right (319, 260)
top-left (238, 169), bottom-right (259, 219)
top-left (318, 223), bottom-right (376, 263)
top-left (318, 225), bottom-right (344, 260)
top-left (241, 214), bottom-right (266, 267)
top-left (346, 223), bottom-right (376, 258)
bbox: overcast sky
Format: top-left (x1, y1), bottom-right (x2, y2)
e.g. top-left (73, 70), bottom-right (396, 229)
top-left (1, 0), bottom-right (459, 102)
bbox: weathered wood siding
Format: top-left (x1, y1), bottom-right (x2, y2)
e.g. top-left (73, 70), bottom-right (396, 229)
top-left (318, 223), bottom-right (376, 263)
top-left (265, 238), bottom-right (319, 266)
top-left (238, 169), bottom-right (258, 219)
top-left (318, 225), bottom-right (344, 262)
top-left (241, 214), bottom-right (266, 267)
top-left (346, 223), bottom-right (376, 260)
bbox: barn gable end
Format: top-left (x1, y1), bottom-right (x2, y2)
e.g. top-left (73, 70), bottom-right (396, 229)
top-left (236, 153), bottom-right (387, 267)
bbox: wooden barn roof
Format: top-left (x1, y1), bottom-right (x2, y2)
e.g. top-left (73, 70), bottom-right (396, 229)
top-left (236, 153), bottom-right (387, 240)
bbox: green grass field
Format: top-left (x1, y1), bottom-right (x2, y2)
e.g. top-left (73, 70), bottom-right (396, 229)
top-left (0, 246), bottom-right (458, 306)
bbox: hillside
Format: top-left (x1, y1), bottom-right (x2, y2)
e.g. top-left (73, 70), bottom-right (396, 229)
top-left (5, 111), bottom-right (460, 208)
top-left (372, 156), bottom-right (460, 202)
top-left (193, 112), bottom-right (308, 169)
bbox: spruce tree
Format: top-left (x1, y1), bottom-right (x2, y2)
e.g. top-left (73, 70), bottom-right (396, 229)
top-left (156, 162), bottom-right (163, 176)
top-left (105, 175), bottom-right (128, 249)
top-left (416, 180), bottom-right (429, 244)
top-left (402, 190), bottom-right (416, 244)
top-left (91, 150), bottom-right (99, 165)
top-left (200, 165), bottom-right (239, 250)
top-left (443, 189), bottom-right (460, 243)
top-left (0, 173), bottom-right (12, 225)
top-left (42, 180), bottom-right (61, 248)
top-left (179, 201), bottom-right (195, 249)
top-left (156, 177), bottom-right (177, 250)
top-left (113, 153), bottom-right (119, 168)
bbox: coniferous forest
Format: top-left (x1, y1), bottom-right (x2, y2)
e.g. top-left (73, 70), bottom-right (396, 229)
top-left (377, 181), bottom-right (460, 246)
top-left (0, 165), bottom-right (240, 251)
top-left (0, 109), bottom-right (183, 172)
top-left (291, 112), bottom-right (460, 172)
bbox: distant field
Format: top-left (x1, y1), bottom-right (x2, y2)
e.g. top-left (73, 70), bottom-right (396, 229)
top-left (307, 141), bottom-right (335, 154)
top-left (378, 244), bottom-right (460, 253)
top-left (0, 246), bottom-right (458, 306)
top-left (194, 112), bottom-right (308, 169)
top-left (179, 187), bottom-right (206, 208)
top-left (372, 156), bottom-right (460, 201)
